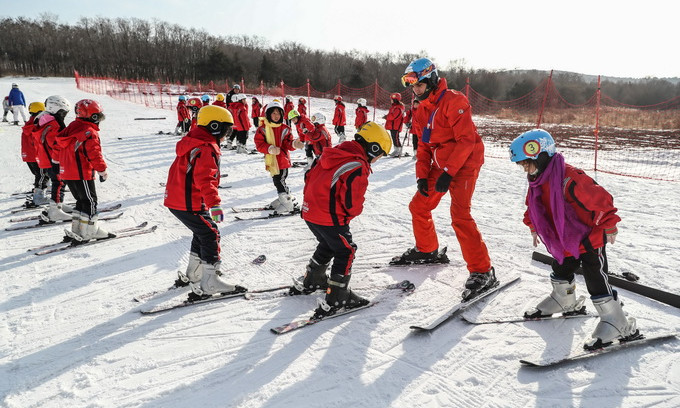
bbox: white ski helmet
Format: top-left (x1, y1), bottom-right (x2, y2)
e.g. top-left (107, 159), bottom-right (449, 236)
top-left (45, 95), bottom-right (71, 115)
top-left (311, 112), bottom-right (326, 124)
top-left (235, 93), bottom-right (248, 102)
top-left (285, 95), bottom-right (293, 102)
top-left (357, 98), bottom-right (367, 106)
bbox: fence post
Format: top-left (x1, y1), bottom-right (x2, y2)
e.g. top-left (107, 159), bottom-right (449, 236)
top-left (594, 75), bottom-right (602, 172)
top-left (158, 82), bottom-right (164, 109)
top-left (280, 80), bottom-right (285, 99)
top-left (465, 77), bottom-right (470, 99)
top-left (373, 79), bottom-right (378, 121)
top-left (306, 79), bottom-right (311, 113)
top-left (536, 70), bottom-right (553, 128)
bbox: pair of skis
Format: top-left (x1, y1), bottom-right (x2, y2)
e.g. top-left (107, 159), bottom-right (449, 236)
top-left (33, 223), bottom-right (157, 255)
top-left (231, 206), bottom-right (300, 221)
top-left (9, 203), bottom-right (122, 223)
top-left (5, 210), bottom-right (124, 231)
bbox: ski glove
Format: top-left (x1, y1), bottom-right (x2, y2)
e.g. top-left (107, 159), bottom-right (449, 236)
top-left (268, 145), bottom-right (281, 155)
top-left (434, 171), bottom-right (452, 193)
top-left (292, 139), bottom-right (304, 149)
top-left (98, 170), bottom-right (108, 182)
top-left (416, 178), bottom-right (429, 197)
top-left (209, 205), bottom-right (224, 223)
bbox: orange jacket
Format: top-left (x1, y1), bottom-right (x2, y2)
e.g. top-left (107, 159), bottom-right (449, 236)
top-left (413, 78), bottom-right (484, 179)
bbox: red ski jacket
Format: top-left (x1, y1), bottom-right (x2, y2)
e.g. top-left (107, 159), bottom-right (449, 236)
top-left (413, 78), bottom-right (484, 180)
top-left (164, 127), bottom-right (221, 212)
top-left (385, 102), bottom-right (405, 132)
top-left (212, 100), bottom-right (227, 109)
top-left (21, 118), bottom-right (38, 162)
top-left (176, 101), bottom-right (190, 122)
top-left (523, 164), bottom-right (620, 253)
top-left (355, 106), bottom-right (369, 129)
top-left (404, 107), bottom-right (419, 135)
top-left (307, 123), bottom-right (332, 155)
top-left (302, 140), bottom-right (370, 226)
top-left (251, 99), bottom-right (262, 119)
top-left (284, 101), bottom-right (295, 120)
top-left (333, 102), bottom-right (346, 126)
top-left (56, 119), bottom-right (107, 181)
top-left (231, 102), bottom-right (251, 132)
top-left (254, 122), bottom-right (295, 170)
top-left (33, 114), bottom-right (63, 169)
top-left (294, 114), bottom-right (315, 142)
top-left (298, 100), bottom-right (307, 117)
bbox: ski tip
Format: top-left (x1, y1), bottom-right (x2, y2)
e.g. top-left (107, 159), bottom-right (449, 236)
top-left (519, 359), bottom-right (540, 367)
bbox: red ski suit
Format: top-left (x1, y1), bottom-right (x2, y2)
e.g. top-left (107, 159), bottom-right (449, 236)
top-left (302, 140), bottom-right (370, 226)
top-left (251, 99), bottom-right (262, 119)
top-left (307, 123), bottom-right (332, 155)
top-left (231, 102), bottom-right (251, 132)
top-left (355, 106), bottom-right (369, 129)
top-left (404, 106), bottom-right (419, 136)
top-left (385, 102), bottom-right (405, 132)
top-left (21, 119), bottom-right (38, 162)
top-left (297, 100), bottom-right (307, 117)
top-left (212, 100), bottom-right (227, 109)
top-left (294, 114), bottom-right (315, 142)
top-left (254, 122), bottom-right (295, 171)
top-left (284, 100), bottom-right (295, 120)
top-left (332, 102), bottom-right (346, 126)
top-left (164, 127), bottom-right (221, 212)
top-left (523, 164), bottom-right (620, 255)
top-left (56, 119), bottom-right (107, 180)
top-left (176, 101), bottom-right (190, 122)
top-left (410, 78), bottom-right (490, 273)
top-left (33, 114), bottom-right (62, 169)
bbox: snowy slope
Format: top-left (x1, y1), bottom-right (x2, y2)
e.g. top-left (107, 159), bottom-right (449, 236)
top-left (0, 77), bottom-right (679, 408)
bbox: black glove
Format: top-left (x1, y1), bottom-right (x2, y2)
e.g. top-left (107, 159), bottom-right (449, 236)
top-left (434, 171), bottom-right (452, 193)
top-left (416, 178), bottom-right (429, 197)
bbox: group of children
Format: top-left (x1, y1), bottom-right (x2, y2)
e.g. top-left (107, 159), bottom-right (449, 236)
top-left (20, 94), bottom-right (112, 242)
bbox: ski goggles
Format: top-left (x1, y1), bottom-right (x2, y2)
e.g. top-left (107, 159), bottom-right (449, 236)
top-left (401, 72), bottom-right (420, 87)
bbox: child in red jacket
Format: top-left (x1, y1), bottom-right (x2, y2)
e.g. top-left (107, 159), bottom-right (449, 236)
top-left (174, 96), bottom-right (191, 136)
top-left (288, 109), bottom-right (315, 169)
top-left (283, 96), bottom-right (295, 126)
top-left (164, 105), bottom-right (244, 299)
top-left (510, 129), bottom-right (639, 350)
top-left (21, 102), bottom-right (50, 207)
top-left (57, 99), bottom-right (114, 242)
top-left (384, 93), bottom-right (405, 157)
top-left (307, 113), bottom-right (332, 158)
top-left (403, 99), bottom-right (420, 157)
top-left (251, 97), bottom-right (262, 128)
top-left (254, 101), bottom-right (304, 214)
top-left (291, 122), bottom-right (392, 319)
top-left (297, 97), bottom-right (307, 117)
top-left (231, 94), bottom-right (251, 153)
top-left (212, 93), bottom-right (227, 108)
top-left (332, 95), bottom-right (346, 143)
top-left (354, 98), bottom-right (369, 131)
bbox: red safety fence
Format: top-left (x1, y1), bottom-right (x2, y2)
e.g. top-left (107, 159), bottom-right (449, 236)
top-left (75, 70), bottom-right (680, 181)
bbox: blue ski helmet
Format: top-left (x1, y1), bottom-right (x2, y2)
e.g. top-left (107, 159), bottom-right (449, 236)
top-left (201, 94), bottom-right (210, 102)
top-left (178, 95), bottom-right (187, 101)
top-left (509, 129), bottom-right (556, 162)
top-left (402, 57), bottom-right (439, 100)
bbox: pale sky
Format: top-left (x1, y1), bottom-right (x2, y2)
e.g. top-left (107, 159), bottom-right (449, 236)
top-left (3, 0), bottom-right (677, 79)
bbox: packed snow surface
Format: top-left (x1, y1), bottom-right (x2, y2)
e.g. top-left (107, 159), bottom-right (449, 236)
top-left (1, 77), bottom-right (679, 408)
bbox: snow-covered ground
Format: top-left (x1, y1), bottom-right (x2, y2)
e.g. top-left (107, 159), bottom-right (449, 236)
top-left (1, 77), bottom-right (678, 408)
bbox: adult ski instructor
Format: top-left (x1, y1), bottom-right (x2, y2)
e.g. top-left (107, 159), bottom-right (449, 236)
top-left (394, 57), bottom-right (496, 300)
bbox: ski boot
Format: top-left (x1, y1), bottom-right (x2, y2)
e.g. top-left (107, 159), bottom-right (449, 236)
top-left (272, 192), bottom-right (294, 215)
top-left (61, 210), bottom-right (82, 242)
top-left (337, 133), bottom-right (346, 143)
top-left (312, 276), bottom-right (369, 320)
top-left (289, 258), bottom-right (329, 295)
top-left (236, 143), bottom-right (249, 154)
top-left (462, 267), bottom-right (498, 300)
top-left (175, 252), bottom-right (203, 287)
top-left (189, 262), bottom-right (246, 300)
top-left (524, 275), bottom-right (587, 318)
top-left (32, 188), bottom-right (50, 206)
top-left (584, 291), bottom-right (640, 350)
top-left (390, 247), bottom-right (441, 265)
top-left (75, 213), bottom-right (116, 242)
top-left (40, 200), bottom-right (72, 224)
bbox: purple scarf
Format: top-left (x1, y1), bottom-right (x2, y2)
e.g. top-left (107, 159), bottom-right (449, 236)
top-left (527, 153), bottom-right (590, 264)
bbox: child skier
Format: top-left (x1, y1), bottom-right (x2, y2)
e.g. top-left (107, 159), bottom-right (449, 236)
top-left (253, 101), bottom-right (304, 214)
top-left (283, 95), bottom-right (295, 126)
top-left (57, 99), bottom-right (114, 242)
top-left (354, 98), bottom-right (369, 130)
top-left (288, 109), bottom-right (315, 169)
top-left (251, 96), bottom-right (262, 128)
top-left (174, 95), bottom-right (190, 136)
top-left (21, 102), bottom-right (49, 207)
top-left (186, 97), bottom-right (202, 131)
top-left (231, 93), bottom-right (251, 153)
top-left (307, 113), bottom-right (332, 159)
top-left (509, 129), bottom-right (639, 350)
top-left (36, 95), bottom-right (72, 223)
top-left (332, 95), bottom-right (346, 143)
top-left (291, 122), bottom-right (392, 319)
top-left (201, 94), bottom-right (211, 107)
top-left (404, 99), bottom-right (420, 157)
top-left (297, 97), bottom-right (307, 117)
top-left (384, 92), bottom-right (405, 157)
top-left (164, 105), bottom-right (244, 298)
top-left (213, 93), bottom-right (227, 108)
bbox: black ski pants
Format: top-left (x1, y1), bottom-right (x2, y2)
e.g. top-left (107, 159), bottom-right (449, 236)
top-left (47, 163), bottom-right (65, 203)
top-left (27, 162), bottom-right (48, 189)
top-left (305, 221), bottom-right (357, 282)
top-left (551, 245), bottom-right (612, 297)
top-left (64, 179), bottom-right (98, 216)
top-left (169, 208), bottom-right (221, 264)
top-left (272, 168), bottom-right (289, 194)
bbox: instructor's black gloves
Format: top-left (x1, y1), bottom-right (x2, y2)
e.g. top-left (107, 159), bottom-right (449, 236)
top-left (434, 172), bottom-right (452, 193)
top-left (417, 178), bottom-right (429, 197)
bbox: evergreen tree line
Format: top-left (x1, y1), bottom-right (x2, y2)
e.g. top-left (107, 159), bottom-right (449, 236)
top-left (2, 15), bottom-right (679, 106)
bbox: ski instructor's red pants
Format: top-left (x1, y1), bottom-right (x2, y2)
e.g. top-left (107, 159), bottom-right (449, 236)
top-left (408, 167), bottom-right (491, 273)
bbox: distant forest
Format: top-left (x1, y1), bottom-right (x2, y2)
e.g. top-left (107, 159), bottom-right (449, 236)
top-left (1, 15), bottom-right (679, 106)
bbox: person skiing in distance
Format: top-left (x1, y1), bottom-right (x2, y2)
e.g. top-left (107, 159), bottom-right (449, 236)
top-left (292, 122), bottom-right (392, 319)
top-left (509, 129), bottom-right (639, 350)
top-left (8, 83), bottom-right (28, 125)
top-left (332, 95), bottom-right (346, 143)
top-left (2, 96), bottom-right (10, 122)
top-left (174, 95), bottom-right (191, 136)
top-left (384, 93), bottom-right (405, 157)
top-left (297, 97), bottom-right (307, 117)
top-left (231, 93), bottom-right (251, 154)
top-left (164, 105), bottom-right (244, 298)
top-left (201, 94), bottom-right (211, 107)
top-left (213, 93), bottom-right (227, 108)
top-left (57, 99), bottom-right (114, 242)
top-left (253, 101), bottom-right (304, 214)
top-left (283, 95), bottom-right (295, 126)
top-left (288, 109), bottom-right (315, 169)
top-left (21, 102), bottom-right (50, 207)
top-left (36, 95), bottom-right (72, 223)
top-left (354, 98), bottom-right (369, 131)
top-left (251, 96), bottom-right (262, 128)
top-left (404, 99), bottom-right (421, 158)
top-left (397, 57), bottom-right (495, 300)
top-left (186, 97), bottom-right (202, 131)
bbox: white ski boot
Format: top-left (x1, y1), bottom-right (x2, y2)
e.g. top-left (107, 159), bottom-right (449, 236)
top-left (63, 210), bottom-right (82, 242)
top-left (303, 156), bottom-right (314, 171)
top-left (337, 133), bottom-right (346, 143)
top-left (272, 192), bottom-right (294, 214)
top-left (190, 262), bottom-right (242, 297)
top-left (524, 276), bottom-right (587, 318)
top-left (78, 213), bottom-right (116, 242)
top-left (584, 292), bottom-right (639, 350)
top-left (390, 146), bottom-right (403, 157)
top-left (236, 143), bottom-right (249, 154)
top-left (32, 188), bottom-right (50, 206)
top-left (40, 200), bottom-right (72, 223)
top-left (176, 252), bottom-right (203, 287)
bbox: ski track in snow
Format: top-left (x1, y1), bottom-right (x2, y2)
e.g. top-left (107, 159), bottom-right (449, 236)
top-left (0, 77), bottom-right (679, 408)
